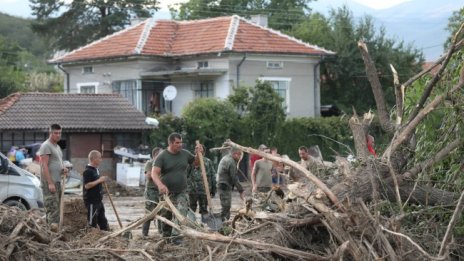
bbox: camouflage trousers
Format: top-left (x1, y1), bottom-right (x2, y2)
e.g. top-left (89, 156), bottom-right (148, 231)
top-left (159, 192), bottom-right (189, 238)
top-left (189, 193), bottom-right (208, 214)
top-left (142, 186), bottom-right (161, 236)
top-left (41, 179), bottom-right (63, 224)
top-left (218, 184), bottom-right (232, 221)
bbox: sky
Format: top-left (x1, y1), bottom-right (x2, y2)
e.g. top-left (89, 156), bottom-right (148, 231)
top-left (0, 0), bottom-right (412, 18)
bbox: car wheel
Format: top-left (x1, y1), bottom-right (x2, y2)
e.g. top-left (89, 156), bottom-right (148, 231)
top-left (4, 199), bottom-right (28, 211)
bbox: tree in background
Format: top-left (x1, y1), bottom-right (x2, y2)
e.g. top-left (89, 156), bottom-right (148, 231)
top-left (228, 81), bottom-right (285, 147)
top-left (30, 0), bottom-right (159, 51)
top-left (171, 0), bottom-right (312, 31)
top-left (0, 36), bottom-right (26, 98)
top-left (291, 6), bottom-right (424, 113)
top-left (181, 98), bottom-right (238, 151)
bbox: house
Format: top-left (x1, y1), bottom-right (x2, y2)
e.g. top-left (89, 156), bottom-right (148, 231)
top-left (50, 15), bottom-right (335, 118)
top-left (0, 92), bottom-right (155, 178)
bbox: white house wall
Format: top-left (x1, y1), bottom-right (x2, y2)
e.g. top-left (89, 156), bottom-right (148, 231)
top-left (63, 60), bottom-right (169, 94)
top-left (227, 55), bottom-right (320, 118)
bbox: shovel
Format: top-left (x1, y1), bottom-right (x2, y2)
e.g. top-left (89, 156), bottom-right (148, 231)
top-left (196, 140), bottom-right (223, 231)
top-left (103, 182), bottom-right (132, 239)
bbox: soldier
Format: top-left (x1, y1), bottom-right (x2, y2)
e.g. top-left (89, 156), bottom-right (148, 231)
top-left (38, 124), bottom-right (69, 229)
top-left (186, 144), bottom-right (216, 222)
top-left (216, 147), bottom-right (245, 221)
top-left (151, 133), bottom-right (200, 244)
top-left (142, 147), bottom-right (162, 237)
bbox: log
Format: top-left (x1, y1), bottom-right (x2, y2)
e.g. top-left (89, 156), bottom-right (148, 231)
top-left (156, 215), bottom-right (330, 260)
top-left (5, 221), bottom-right (25, 259)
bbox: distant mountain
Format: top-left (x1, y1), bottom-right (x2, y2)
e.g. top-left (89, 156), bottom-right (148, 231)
top-left (310, 0), bottom-right (463, 61)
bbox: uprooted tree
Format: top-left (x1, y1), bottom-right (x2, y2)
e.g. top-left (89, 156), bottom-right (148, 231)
top-left (217, 23), bottom-right (464, 260)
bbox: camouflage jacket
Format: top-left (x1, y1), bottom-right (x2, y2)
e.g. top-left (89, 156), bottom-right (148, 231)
top-left (187, 157), bottom-right (216, 195)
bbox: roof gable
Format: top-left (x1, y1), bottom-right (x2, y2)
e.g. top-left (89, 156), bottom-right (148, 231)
top-left (51, 15), bottom-right (334, 64)
top-left (0, 93), bottom-right (153, 131)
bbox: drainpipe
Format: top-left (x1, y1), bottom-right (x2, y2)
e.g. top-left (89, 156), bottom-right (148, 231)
top-left (236, 54), bottom-right (247, 88)
top-left (57, 64), bottom-right (70, 93)
top-left (313, 55), bottom-right (326, 117)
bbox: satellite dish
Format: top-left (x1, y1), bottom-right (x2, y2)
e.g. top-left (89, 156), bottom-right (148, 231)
top-left (163, 85), bottom-right (177, 101)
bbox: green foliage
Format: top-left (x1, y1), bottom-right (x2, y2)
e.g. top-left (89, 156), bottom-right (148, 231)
top-left (245, 81), bottom-right (285, 146)
top-left (404, 50), bottom-right (464, 193)
top-left (181, 98), bottom-right (238, 151)
top-left (290, 6), bottom-right (424, 113)
top-left (444, 7), bottom-right (464, 49)
top-left (172, 0), bottom-right (311, 31)
top-left (0, 12), bottom-right (48, 57)
top-left (273, 116), bottom-right (354, 160)
top-left (0, 36), bottom-right (27, 98)
top-left (149, 114), bottom-right (185, 148)
top-left (30, 0), bottom-right (159, 51)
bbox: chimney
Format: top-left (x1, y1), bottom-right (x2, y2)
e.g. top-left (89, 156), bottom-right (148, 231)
top-left (250, 14), bottom-right (268, 27)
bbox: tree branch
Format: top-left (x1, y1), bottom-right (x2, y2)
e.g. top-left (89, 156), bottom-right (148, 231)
top-left (407, 23), bottom-right (464, 124)
top-left (357, 40), bottom-right (395, 133)
top-left (390, 64), bottom-right (404, 126)
top-left (403, 138), bottom-right (463, 180)
top-left (387, 67), bottom-right (464, 156)
top-left (438, 190), bottom-right (464, 256)
top-left (223, 140), bottom-right (343, 210)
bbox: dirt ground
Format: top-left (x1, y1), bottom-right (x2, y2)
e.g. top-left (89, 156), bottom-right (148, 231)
top-left (66, 181), bottom-right (251, 238)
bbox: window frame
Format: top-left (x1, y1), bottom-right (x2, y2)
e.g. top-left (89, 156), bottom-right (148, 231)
top-left (82, 66), bottom-right (94, 74)
top-left (77, 82), bottom-right (99, 94)
top-left (259, 77), bottom-right (291, 113)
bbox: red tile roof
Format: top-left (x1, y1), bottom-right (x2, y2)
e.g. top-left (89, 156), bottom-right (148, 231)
top-left (0, 92), bottom-right (154, 131)
top-left (50, 16), bottom-right (334, 64)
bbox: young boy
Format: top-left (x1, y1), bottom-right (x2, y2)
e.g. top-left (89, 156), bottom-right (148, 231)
top-left (83, 150), bottom-right (109, 230)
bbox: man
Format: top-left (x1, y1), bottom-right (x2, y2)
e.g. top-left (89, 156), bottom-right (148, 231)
top-left (38, 124), bottom-right (69, 227)
top-left (217, 147), bottom-right (245, 221)
top-left (289, 146), bottom-right (312, 182)
top-left (142, 147), bottom-right (162, 237)
top-left (187, 144), bottom-right (216, 222)
top-left (367, 134), bottom-right (377, 157)
top-left (251, 147), bottom-right (273, 193)
top-left (151, 133), bottom-right (198, 242)
top-left (82, 150), bottom-right (109, 230)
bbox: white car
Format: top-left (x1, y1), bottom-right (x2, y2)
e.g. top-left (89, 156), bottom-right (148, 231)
top-left (0, 152), bottom-right (43, 210)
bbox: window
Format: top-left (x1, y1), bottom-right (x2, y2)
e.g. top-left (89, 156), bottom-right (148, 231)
top-left (80, 86), bottom-right (95, 93)
top-left (112, 80), bottom-right (137, 106)
top-left (83, 66), bottom-right (94, 74)
top-left (267, 61), bottom-right (283, 69)
top-left (259, 77), bottom-right (291, 112)
top-left (194, 81), bottom-right (214, 98)
top-left (197, 61), bottom-right (209, 68)
top-left (77, 82), bottom-right (98, 94)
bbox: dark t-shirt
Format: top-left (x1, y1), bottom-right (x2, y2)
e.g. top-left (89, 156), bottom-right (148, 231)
top-left (153, 149), bottom-right (195, 193)
top-left (83, 165), bottom-right (103, 204)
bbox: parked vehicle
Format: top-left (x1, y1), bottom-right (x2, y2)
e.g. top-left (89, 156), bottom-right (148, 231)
top-left (0, 152), bottom-right (43, 210)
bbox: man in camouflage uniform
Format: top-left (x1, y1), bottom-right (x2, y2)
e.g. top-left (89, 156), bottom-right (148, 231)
top-left (216, 147), bottom-right (245, 221)
top-left (38, 124), bottom-right (69, 229)
top-left (142, 147), bottom-right (162, 237)
top-left (151, 133), bottom-right (199, 244)
top-left (187, 145), bottom-right (216, 222)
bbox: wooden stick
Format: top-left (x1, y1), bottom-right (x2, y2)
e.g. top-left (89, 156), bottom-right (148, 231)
top-left (196, 140), bottom-right (214, 212)
top-left (98, 201), bottom-right (165, 242)
top-left (104, 182), bottom-right (123, 228)
top-left (438, 190), bottom-right (464, 256)
top-left (59, 174), bottom-right (66, 231)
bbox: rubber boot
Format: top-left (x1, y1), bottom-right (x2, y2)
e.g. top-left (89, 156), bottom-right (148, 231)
top-left (142, 220), bottom-right (150, 237)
